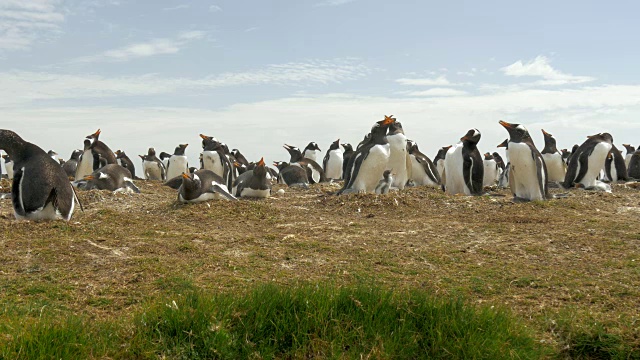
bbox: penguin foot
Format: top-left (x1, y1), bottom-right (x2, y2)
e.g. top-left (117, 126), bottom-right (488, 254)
top-left (512, 196), bottom-right (531, 203)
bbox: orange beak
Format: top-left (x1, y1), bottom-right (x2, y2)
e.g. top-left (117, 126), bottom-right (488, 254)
top-left (499, 120), bottom-right (513, 129)
top-left (381, 115), bottom-right (396, 125)
top-left (182, 144), bottom-right (188, 148)
top-left (83, 175), bottom-right (94, 181)
top-left (93, 129), bottom-right (101, 136)
top-left (233, 161), bottom-right (241, 168)
top-left (182, 172), bottom-right (190, 179)
top-left (199, 134), bottom-right (209, 140)
top-left (257, 157), bottom-right (265, 167)
top-left (541, 129), bottom-right (551, 136)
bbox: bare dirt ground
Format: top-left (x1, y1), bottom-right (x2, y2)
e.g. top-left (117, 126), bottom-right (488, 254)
top-left (1, 178), bottom-right (639, 349)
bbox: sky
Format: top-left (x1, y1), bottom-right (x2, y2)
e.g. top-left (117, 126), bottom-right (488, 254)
top-left (1, 0), bottom-right (640, 173)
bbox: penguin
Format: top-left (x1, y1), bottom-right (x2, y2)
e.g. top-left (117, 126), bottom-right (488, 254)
top-left (201, 135), bottom-right (234, 190)
top-left (496, 139), bottom-right (510, 189)
top-left (566, 144), bottom-right (580, 166)
top-left (0, 129), bottom-right (79, 221)
top-left (323, 139), bottom-right (344, 181)
top-left (433, 146), bottom-right (451, 181)
top-left (231, 149), bottom-right (249, 167)
top-left (86, 129), bottom-right (117, 170)
top-left (302, 142), bottom-right (322, 162)
top-left (407, 140), bottom-right (440, 187)
top-left (274, 161), bottom-right (309, 188)
top-left (177, 170), bottom-right (237, 203)
top-left (442, 129), bottom-right (483, 196)
top-left (75, 140), bottom-right (95, 180)
top-left (540, 129), bottom-right (566, 183)
top-left (482, 153), bottom-right (500, 187)
top-left (628, 150), bottom-right (640, 179)
top-left (140, 148), bottom-right (166, 180)
top-left (492, 152), bottom-right (506, 171)
top-left (563, 133), bottom-right (613, 189)
top-left (3, 154), bottom-right (14, 180)
top-left (80, 164), bottom-right (140, 193)
top-left (386, 120), bottom-right (410, 190)
top-left (47, 150), bottom-right (58, 161)
top-left (115, 150), bottom-right (137, 179)
top-left (283, 144), bottom-right (327, 184)
top-left (166, 144), bottom-right (189, 180)
top-left (339, 115), bottom-right (395, 194)
top-left (622, 144), bottom-right (636, 168)
top-left (375, 170), bottom-right (394, 195)
top-left (499, 121), bottom-right (549, 201)
top-left (602, 145), bottom-right (628, 182)
top-left (233, 158), bottom-right (271, 198)
top-left (561, 149), bottom-right (571, 165)
top-left (159, 152), bottom-right (172, 169)
top-left (62, 150), bottom-right (82, 178)
top-left (341, 143), bottom-right (354, 180)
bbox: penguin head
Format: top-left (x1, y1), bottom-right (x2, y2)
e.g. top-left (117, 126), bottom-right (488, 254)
top-left (406, 140), bottom-right (418, 154)
top-left (0, 130), bottom-right (25, 157)
top-left (484, 152), bottom-right (494, 160)
top-left (159, 152), bottom-right (172, 160)
top-left (541, 129), bottom-right (557, 148)
top-left (273, 161), bottom-right (289, 171)
top-left (460, 128), bottom-right (481, 145)
top-left (199, 134), bottom-right (217, 149)
top-left (147, 148), bottom-right (157, 157)
top-left (181, 172), bottom-right (200, 191)
top-left (70, 149), bottom-right (83, 160)
top-left (497, 138), bottom-right (509, 149)
top-left (82, 139), bottom-right (92, 151)
top-left (341, 143), bottom-right (353, 152)
top-left (499, 121), bottom-right (530, 143)
top-left (115, 150), bottom-right (126, 159)
top-left (622, 144), bottom-right (636, 154)
top-left (201, 137), bottom-right (222, 152)
top-left (388, 121), bottom-right (405, 135)
top-left (86, 129), bottom-right (101, 143)
top-left (329, 139), bottom-right (340, 150)
top-left (587, 133), bottom-right (613, 144)
top-left (373, 115), bottom-right (396, 132)
top-left (253, 158), bottom-right (267, 178)
top-left (283, 144), bottom-right (303, 162)
top-left (174, 144), bottom-right (188, 156)
top-left (305, 142), bottom-right (321, 152)
top-left (561, 149), bottom-right (570, 158)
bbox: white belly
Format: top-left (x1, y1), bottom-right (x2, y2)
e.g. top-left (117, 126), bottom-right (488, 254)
top-left (626, 154), bottom-right (632, 168)
top-left (482, 159), bottom-right (499, 187)
top-left (203, 151), bottom-right (224, 177)
top-left (386, 134), bottom-right (408, 189)
top-left (410, 155), bottom-right (438, 187)
top-left (325, 151), bottom-right (344, 180)
top-left (179, 191), bottom-right (216, 203)
top-left (508, 143), bottom-right (545, 201)
top-left (75, 150), bottom-right (94, 179)
top-left (579, 142), bottom-right (612, 187)
top-left (542, 153), bottom-right (565, 182)
top-left (436, 160), bottom-right (444, 181)
top-left (166, 155), bottom-right (188, 179)
top-left (443, 144), bottom-right (470, 195)
top-left (303, 150), bottom-right (320, 162)
top-left (6, 162), bottom-right (14, 180)
top-left (240, 188), bottom-right (270, 198)
top-left (350, 144), bottom-right (390, 193)
top-left (143, 161), bottom-right (163, 180)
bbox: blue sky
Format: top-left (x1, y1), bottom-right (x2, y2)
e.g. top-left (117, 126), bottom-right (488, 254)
top-left (1, 0), bottom-right (640, 170)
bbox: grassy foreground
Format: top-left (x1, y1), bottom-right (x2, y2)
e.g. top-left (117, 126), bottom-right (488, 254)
top-left (2, 282), bottom-right (545, 359)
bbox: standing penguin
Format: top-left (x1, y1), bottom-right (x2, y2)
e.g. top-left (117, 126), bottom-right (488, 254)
top-left (233, 158), bottom-right (271, 198)
top-left (492, 152), bottom-right (506, 171)
top-left (86, 129), bottom-right (117, 170)
top-left (201, 135), bottom-right (234, 190)
top-left (80, 164), bottom-right (140, 193)
top-left (540, 129), bottom-right (566, 183)
top-left (561, 149), bottom-right (571, 165)
top-left (3, 154), bottom-right (14, 180)
top-left (442, 129), bottom-right (483, 196)
top-left (433, 146), bottom-right (451, 180)
top-left (386, 120), bottom-right (411, 190)
top-left (622, 144), bottom-right (636, 168)
top-left (499, 121), bottom-right (549, 201)
top-left (283, 144), bottom-right (326, 184)
top-left (115, 150), bottom-right (137, 179)
top-left (323, 139), bottom-right (344, 180)
top-left (62, 150), bottom-right (82, 178)
top-left (0, 129), bottom-right (79, 221)
top-left (302, 142), bottom-right (322, 162)
top-left (140, 148), bottom-right (166, 180)
top-left (602, 145), bottom-right (628, 182)
top-left (627, 150), bottom-right (640, 179)
top-left (407, 140), bottom-right (440, 187)
top-left (340, 143), bottom-right (354, 180)
top-left (375, 170), bottom-right (394, 195)
top-left (339, 115), bottom-right (395, 194)
top-left (482, 153), bottom-right (500, 187)
top-left (563, 133), bottom-right (613, 189)
top-left (75, 140), bottom-right (95, 180)
top-left (166, 144), bottom-right (189, 180)
top-left (178, 170), bottom-right (237, 203)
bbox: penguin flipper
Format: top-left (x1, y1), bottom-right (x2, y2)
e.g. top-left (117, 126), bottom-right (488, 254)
top-left (573, 152), bottom-right (590, 184)
top-left (163, 175), bottom-right (183, 189)
top-left (124, 179), bottom-right (141, 194)
top-left (211, 182), bottom-right (238, 201)
top-left (11, 168), bottom-right (25, 216)
top-left (534, 153), bottom-right (549, 199)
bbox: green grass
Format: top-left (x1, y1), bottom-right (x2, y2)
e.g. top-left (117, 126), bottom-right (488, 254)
top-left (0, 282), bottom-right (546, 359)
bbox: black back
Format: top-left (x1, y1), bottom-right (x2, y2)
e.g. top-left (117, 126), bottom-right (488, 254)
top-left (563, 133), bottom-right (613, 188)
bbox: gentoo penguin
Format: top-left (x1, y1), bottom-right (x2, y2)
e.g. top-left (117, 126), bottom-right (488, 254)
top-left (178, 170), bottom-right (237, 203)
top-left (566, 144), bottom-right (580, 166)
top-left (442, 129), bottom-right (483, 196)
top-left (0, 129), bottom-right (78, 221)
top-left (540, 129), bottom-right (566, 183)
top-left (339, 115), bottom-right (395, 194)
top-left (140, 148), bottom-right (166, 180)
top-left (47, 150), bottom-right (58, 161)
top-left (166, 144), bottom-right (189, 180)
top-left (433, 146), bottom-right (450, 181)
top-left (86, 129), bottom-right (116, 170)
top-left (627, 150), bottom-right (640, 179)
top-left (492, 152), bottom-right (506, 171)
top-left (3, 154), bottom-right (14, 180)
top-left (201, 135), bottom-right (234, 190)
top-left (341, 143), bottom-right (354, 180)
top-left (482, 153), bottom-right (500, 187)
top-left (375, 170), bottom-right (394, 195)
top-left (159, 152), bottom-right (172, 169)
top-left (75, 140), bottom-right (95, 180)
top-left (323, 139), bottom-right (344, 180)
top-left (62, 150), bottom-right (82, 178)
top-left (283, 144), bottom-right (327, 184)
top-left (274, 161), bottom-right (309, 188)
top-left (386, 120), bottom-right (410, 190)
top-left (302, 142), bottom-right (322, 162)
top-left (622, 144), bottom-right (636, 168)
top-left (602, 145), bottom-right (628, 182)
top-left (231, 149), bottom-right (249, 167)
top-left (115, 150), bottom-right (137, 179)
top-left (496, 139), bottom-right (510, 189)
top-left (407, 140), bottom-right (440, 187)
top-left (563, 133), bottom-right (613, 189)
top-left (499, 121), bottom-right (548, 201)
top-left (233, 158), bottom-right (271, 198)
top-left (561, 149), bottom-right (571, 165)
top-left (80, 164), bottom-right (140, 193)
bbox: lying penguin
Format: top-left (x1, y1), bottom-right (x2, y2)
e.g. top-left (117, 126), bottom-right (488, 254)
top-left (77, 164), bottom-right (140, 193)
top-left (177, 170), bottom-right (237, 203)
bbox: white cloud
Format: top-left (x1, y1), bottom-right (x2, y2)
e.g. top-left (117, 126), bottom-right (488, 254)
top-left (457, 71), bottom-right (475, 77)
top-left (405, 88), bottom-right (468, 97)
top-left (315, 0), bottom-right (356, 7)
top-left (163, 4), bottom-right (189, 11)
top-left (502, 55), bottom-right (595, 85)
top-left (0, 0), bottom-right (64, 51)
top-left (396, 75), bottom-right (451, 86)
top-left (209, 4), bottom-right (222, 12)
top-left (71, 31), bottom-right (206, 63)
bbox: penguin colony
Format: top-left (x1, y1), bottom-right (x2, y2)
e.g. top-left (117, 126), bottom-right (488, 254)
top-left (1, 117), bottom-right (639, 221)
